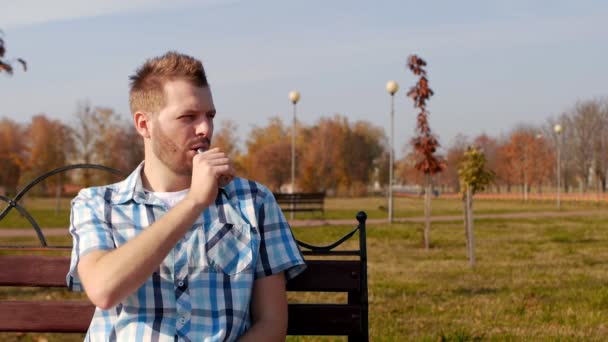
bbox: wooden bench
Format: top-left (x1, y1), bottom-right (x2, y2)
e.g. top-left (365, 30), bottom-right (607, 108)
top-left (274, 192), bottom-right (326, 216)
top-left (0, 212), bottom-right (369, 341)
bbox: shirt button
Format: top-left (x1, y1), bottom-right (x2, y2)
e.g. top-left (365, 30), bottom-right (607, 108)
top-left (180, 317), bottom-right (186, 324)
top-left (178, 281), bottom-right (184, 287)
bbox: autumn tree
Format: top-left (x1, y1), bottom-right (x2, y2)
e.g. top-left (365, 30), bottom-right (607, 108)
top-left (493, 138), bottom-right (515, 192)
top-left (499, 127), bottom-right (550, 199)
top-left (241, 117), bottom-right (293, 191)
top-left (0, 119), bottom-right (27, 195)
top-left (458, 146), bottom-right (495, 267)
top-left (110, 125), bottom-right (144, 174)
top-left (472, 134), bottom-right (500, 192)
top-left (341, 120), bottom-right (386, 196)
top-left (72, 103), bottom-right (133, 186)
top-left (0, 30), bottom-right (26, 75)
top-left (22, 115), bottom-right (75, 197)
top-left (252, 142), bottom-right (293, 191)
top-left (406, 54), bottom-right (445, 249)
top-left (395, 149), bottom-right (424, 187)
top-left (443, 134), bottom-right (470, 193)
top-left (299, 115), bottom-right (349, 194)
top-left (213, 119), bottom-right (244, 174)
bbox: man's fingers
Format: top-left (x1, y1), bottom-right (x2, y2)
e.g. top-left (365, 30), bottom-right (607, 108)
top-left (204, 157), bottom-right (230, 166)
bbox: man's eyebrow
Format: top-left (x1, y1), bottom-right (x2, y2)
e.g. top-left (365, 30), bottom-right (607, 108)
top-left (182, 109), bottom-right (216, 116)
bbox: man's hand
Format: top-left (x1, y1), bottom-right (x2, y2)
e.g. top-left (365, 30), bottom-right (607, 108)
top-left (188, 147), bottom-right (235, 207)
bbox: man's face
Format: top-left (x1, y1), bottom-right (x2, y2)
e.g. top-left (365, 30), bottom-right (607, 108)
top-left (149, 79), bottom-right (215, 175)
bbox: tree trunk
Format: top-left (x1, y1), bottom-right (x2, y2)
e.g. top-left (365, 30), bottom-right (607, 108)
top-left (424, 174), bottom-right (431, 250)
top-left (466, 187), bottom-right (476, 267)
top-left (597, 176), bottom-right (602, 206)
top-left (463, 192), bottom-right (468, 244)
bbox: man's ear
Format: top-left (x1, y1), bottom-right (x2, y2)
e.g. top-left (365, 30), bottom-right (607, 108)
top-left (134, 111), bottom-right (152, 138)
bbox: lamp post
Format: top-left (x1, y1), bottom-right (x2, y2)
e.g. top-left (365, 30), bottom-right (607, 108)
top-left (386, 81), bottom-right (399, 223)
top-left (289, 91), bottom-right (300, 220)
top-left (554, 124), bottom-right (563, 210)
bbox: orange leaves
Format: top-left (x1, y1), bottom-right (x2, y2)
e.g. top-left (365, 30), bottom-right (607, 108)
top-left (407, 54), bottom-right (444, 175)
top-left (407, 55), bottom-right (427, 76)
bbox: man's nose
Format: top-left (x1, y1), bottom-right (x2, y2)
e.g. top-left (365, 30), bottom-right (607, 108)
top-left (194, 116), bottom-right (211, 136)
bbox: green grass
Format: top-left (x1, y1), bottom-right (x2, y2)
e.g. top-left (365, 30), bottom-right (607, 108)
top-left (287, 214), bottom-right (608, 341)
top-left (2, 196), bottom-right (606, 228)
top-left (3, 209), bottom-right (608, 340)
top-left (0, 197), bottom-right (72, 229)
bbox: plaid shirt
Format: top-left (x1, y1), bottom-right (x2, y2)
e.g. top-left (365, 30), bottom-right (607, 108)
top-left (67, 163), bottom-right (306, 341)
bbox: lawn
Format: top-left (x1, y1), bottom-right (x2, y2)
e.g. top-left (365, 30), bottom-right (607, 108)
top-left (1, 196), bottom-right (606, 228)
top-left (2, 212), bottom-right (608, 341)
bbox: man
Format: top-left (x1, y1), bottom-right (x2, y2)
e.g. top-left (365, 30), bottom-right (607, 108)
top-left (67, 51), bottom-right (306, 341)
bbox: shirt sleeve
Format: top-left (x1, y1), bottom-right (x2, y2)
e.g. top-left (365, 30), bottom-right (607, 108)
top-left (254, 187), bottom-right (306, 281)
top-left (66, 188), bottom-right (116, 291)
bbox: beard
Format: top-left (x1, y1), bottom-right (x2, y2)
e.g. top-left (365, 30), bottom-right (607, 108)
top-left (151, 124), bottom-right (193, 176)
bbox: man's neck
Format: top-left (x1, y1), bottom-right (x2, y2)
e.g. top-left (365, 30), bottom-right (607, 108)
top-left (141, 158), bottom-right (191, 192)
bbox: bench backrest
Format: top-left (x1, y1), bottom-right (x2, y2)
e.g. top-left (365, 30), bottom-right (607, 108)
top-left (0, 213), bottom-right (369, 341)
top-left (273, 192), bottom-right (326, 213)
top-left (0, 255), bottom-right (364, 338)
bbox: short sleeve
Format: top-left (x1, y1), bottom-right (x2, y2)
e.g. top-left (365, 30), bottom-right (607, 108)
top-left (66, 188), bottom-right (116, 291)
top-left (254, 189), bottom-right (306, 281)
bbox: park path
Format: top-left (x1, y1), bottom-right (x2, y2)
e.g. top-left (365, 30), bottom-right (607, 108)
top-left (0, 209), bottom-right (606, 237)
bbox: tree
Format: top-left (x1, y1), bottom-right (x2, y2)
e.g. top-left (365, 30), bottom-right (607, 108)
top-left (251, 141), bottom-right (292, 191)
top-left (299, 115), bottom-right (349, 194)
top-left (565, 100), bottom-right (602, 193)
top-left (71, 103), bottom-right (131, 186)
top-left (443, 134), bottom-right (470, 193)
top-left (0, 30), bottom-right (26, 75)
top-left (213, 119), bottom-right (243, 174)
top-left (595, 99), bottom-right (608, 194)
top-left (342, 120), bottom-right (386, 196)
top-left (0, 119), bottom-right (27, 195)
top-left (241, 117), bottom-right (292, 191)
top-left (23, 115), bottom-right (75, 199)
top-left (406, 54), bottom-right (445, 249)
top-left (500, 127), bottom-right (551, 199)
top-left (473, 134), bottom-right (500, 192)
top-left (458, 147), bottom-right (495, 267)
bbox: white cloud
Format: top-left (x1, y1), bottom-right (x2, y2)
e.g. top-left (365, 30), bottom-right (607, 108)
top-left (0, 0), bottom-right (224, 29)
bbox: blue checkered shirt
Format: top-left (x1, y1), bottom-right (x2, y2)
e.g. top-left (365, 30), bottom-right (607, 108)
top-left (67, 163), bottom-right (306, 341)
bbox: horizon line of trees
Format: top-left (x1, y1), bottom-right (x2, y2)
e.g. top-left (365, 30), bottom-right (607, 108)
top-left (1, 97), bottom-right (607, 197)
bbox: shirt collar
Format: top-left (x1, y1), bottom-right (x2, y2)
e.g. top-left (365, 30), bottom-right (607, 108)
top-left (110, 162), bottom-right (146, 205)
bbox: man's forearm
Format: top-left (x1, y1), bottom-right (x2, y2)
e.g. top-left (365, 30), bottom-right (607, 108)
top-left (78, 198), bottom-right (205, 309)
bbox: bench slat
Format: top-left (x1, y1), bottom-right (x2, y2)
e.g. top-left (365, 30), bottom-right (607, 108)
top-left (0, 255), bottom-right (69, 287)
top-left (0, 301), bottom-right (361, 336)
top-left (0, 256), bottom-right (361, 292)
top-left (0, 301), bottom-right (94, 332)
top-left (287, 304), bottom-right (361, 335)
top-left (287, 260), bottom-right (360, 292)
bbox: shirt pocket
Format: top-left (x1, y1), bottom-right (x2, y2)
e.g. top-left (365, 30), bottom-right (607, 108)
top-left (204, 220), bottom-right (258, 276)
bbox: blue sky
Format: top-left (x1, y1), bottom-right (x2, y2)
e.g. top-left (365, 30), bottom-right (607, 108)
top-left (1, 0), bottom-right (607, 156)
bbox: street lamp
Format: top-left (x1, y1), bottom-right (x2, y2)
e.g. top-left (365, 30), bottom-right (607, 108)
top-left (289, 91), bottom-right (300, 219)
top-left (386, 81), bottom-right (399, 223)
top-left (554, 123), bottom-right (563, 209)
